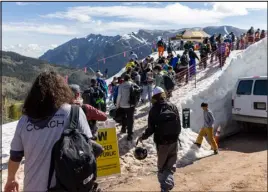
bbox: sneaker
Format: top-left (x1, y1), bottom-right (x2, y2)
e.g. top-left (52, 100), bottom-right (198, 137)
top-left (214, 150), bottom-right (219, 155)
top-left (194, 142), bottom-right (201, 148)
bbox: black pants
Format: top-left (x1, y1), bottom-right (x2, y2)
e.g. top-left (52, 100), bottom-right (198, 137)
top-left (200, 55), bottom-right (207, 69)
top-left (121, 107), bottom-right (135, 136)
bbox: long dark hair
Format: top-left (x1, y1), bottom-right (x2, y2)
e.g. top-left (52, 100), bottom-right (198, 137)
top-left (22, 71), bottom-right (73, 119)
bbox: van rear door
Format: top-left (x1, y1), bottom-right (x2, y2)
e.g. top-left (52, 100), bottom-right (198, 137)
top-left (233, 79), bottom-right (253, 116)
top-left (252, 79), bottom-right (267, 118)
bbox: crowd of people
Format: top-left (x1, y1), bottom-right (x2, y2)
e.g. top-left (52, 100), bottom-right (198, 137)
top-left (4, 27), bottom-right (265, 192)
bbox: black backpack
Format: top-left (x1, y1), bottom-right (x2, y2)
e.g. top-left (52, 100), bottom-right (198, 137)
top-left (200, 44), bottom-right (208, 56)
top-left (129, 84), bottom-right (142, 106)
top-left (180, 55), bottom-right (189, 66)
top-left (47, 105), bottom-right (97, 192)
top-left (163, 75), bottom-right (175, 91)
top-left (155, 103), bottom-right (181, 136)
top-left (82, 88), bottom-right (104, 110)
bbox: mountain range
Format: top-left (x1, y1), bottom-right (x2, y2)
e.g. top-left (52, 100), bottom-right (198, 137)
top-left (40, 25), bottom-right (247, 76)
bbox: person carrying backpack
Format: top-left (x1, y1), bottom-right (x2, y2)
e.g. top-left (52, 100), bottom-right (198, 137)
top-left (5, 72), bottom-right (101, 192)
top-left (178, 50), bottom-right (189, 84)
top-left (199, 43), bottom-right (210, 69)
top-left (188, 48), bottom-right (199, 77)
top-left (82, 79), bottom-right (106, 112)
top-left (157, 38), bottom-right (165, 57)
top-left (116, 74), bottom-right (140, 141)
top-left (96, 71), bottom-right (108, 111)
top-left (137, 87), bottom-right (181, 192)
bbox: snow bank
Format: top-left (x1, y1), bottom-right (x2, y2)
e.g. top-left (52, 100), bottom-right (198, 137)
top-left (1, 121), bottom-right (18, 161)
top-left (181, 38), bottom-right (267, 136)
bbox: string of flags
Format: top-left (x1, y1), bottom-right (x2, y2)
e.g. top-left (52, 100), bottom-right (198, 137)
top-left (64, 42), bottom-right (156, 83)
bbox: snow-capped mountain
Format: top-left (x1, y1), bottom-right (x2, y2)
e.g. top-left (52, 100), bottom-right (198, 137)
top-left (39, 29), bottom-right (183, 76)
top-left (39, 26), bottom-right (246, 76)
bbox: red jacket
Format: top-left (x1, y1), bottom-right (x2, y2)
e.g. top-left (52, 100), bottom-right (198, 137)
top-left (82, 104), bottom-right (107, 121)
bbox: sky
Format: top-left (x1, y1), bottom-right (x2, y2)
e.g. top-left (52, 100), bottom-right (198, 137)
top-left (2, 1), bottom-right (267, 58)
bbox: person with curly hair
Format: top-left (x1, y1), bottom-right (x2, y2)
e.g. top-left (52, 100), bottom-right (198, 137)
top-left (4, 72), bottom-right (93, 192)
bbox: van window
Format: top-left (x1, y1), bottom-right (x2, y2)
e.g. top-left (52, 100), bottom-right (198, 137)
top-left (253, 80), bottom-right (267, 96)
top-left (236, 80), bottom-right (253, 95)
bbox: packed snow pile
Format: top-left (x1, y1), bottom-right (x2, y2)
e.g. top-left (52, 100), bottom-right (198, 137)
top-left (181, 38), bottom-right (267, 136)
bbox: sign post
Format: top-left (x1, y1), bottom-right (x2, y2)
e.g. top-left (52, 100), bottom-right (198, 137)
top-left (96, 121), bottom-right (121, 177)
top-left (182, 108), bottom-right (190, 128)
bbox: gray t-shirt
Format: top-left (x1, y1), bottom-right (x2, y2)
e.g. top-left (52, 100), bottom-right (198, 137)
top-left (10, 104), bottom-right (92, 191)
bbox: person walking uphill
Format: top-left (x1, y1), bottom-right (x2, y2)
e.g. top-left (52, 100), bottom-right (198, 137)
top-left (194, 102), bottom-right (218, 155)
top-left (157, 38), bottom-right (165, 57)
top-left (116, 74), bottom-right (137, 141)
top-left (96, 70), bottom-right (108, 112)
top-left (138, 87), bottom-right (181, 192)
top-left (4, 72), bottom-right (98, 192)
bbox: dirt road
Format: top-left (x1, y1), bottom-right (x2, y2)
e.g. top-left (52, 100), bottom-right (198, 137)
top-left (101, 127), bottom-right (268, 191)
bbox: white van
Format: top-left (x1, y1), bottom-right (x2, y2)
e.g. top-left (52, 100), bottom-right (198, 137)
top-left (232, 76), bottom-right (267, 125)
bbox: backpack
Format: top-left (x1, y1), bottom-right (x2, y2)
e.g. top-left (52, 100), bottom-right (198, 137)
top-left (200, 44), bottom-right (208, 56)
top-left (180, 55), bottom-right (188, 66)
top-left (163, 75), bottom-right (175, 91)
top-left (83, 88), bottom-right (104, 110)
top-left (155, 103), bottom-right (181, 136)
top-left (47, 105), bottom-right (97, 192)
top-left (129, 84), bottom-right (142, 106)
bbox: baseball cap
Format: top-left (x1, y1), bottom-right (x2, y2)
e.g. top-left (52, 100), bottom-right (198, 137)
top-left (152, 87), bottom-right (165, 97)
top-left (96, 70), bottom-right (103, 77)
top-left (69, 84), bottom-right (81, 94)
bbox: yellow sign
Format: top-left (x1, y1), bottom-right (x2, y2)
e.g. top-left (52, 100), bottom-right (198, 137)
top-left (96, 127), bottom-right (121, 177)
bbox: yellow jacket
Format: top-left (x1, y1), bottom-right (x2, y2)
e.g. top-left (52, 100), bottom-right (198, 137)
top-left (125, 61), bottom-right (135, 70)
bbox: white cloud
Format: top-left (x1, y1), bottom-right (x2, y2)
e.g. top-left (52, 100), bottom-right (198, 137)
top-left (50, 44), bottom-right (58, 49)
top-left (2, 44), bottom-right (48, 58)
top-left (2, 22), bottom-right (78, 35)
top-left (41, 2), bottom-right (267, 26)
top-left (16, 2), bottom-right (39, 6)
top-left (121, 2), bottom-right (161, 6)
top-left (211, 2), bottom-right (267, 16)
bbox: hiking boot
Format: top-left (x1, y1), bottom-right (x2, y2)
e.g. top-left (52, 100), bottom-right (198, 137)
top-left (127, 135), bottom-right (133, 141)
top-left (214, 150), bottom-right (219, 155)
top-left (194, 142), bottom-right (201, 148)
top-left (120, 128), bottom-right (126, 134)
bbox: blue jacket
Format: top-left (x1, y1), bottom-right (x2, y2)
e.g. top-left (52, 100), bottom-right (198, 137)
top-left (97, 78), bottom-right (108, 97)
top-left (170, 57), bottom-right (179, 69)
